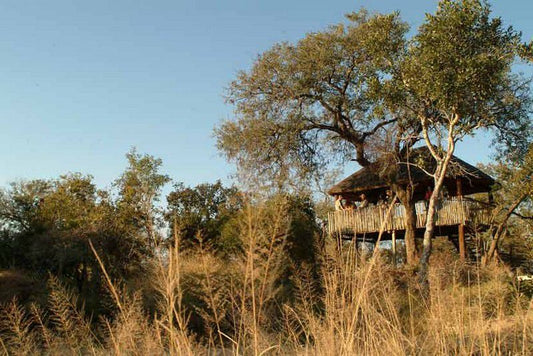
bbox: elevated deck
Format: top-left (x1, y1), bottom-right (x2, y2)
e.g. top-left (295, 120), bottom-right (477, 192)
top-left (327, 199), bottom-right (492, 238)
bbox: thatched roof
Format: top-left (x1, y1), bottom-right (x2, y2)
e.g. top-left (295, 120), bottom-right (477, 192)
top-left (328, 147), bottom-right (495, 199)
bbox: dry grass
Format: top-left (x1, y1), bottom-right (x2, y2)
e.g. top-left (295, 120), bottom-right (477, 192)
top-left (1, 199), bottom-right (532, 355)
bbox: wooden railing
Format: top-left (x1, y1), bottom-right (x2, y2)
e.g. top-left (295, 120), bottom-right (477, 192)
top-left (327, 198), bottom-right (492, 236)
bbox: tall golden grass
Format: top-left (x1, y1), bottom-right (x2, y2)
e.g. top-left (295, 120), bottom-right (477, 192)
top-left (1, 199), bottom-right (532, 355)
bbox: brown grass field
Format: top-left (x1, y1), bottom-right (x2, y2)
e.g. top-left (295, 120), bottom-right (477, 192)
top-left (1, 203), bottom-right (532, 355)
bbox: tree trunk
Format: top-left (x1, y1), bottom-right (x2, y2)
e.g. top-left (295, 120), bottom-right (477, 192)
top-left (418, 154), bottom-right (453, 290)
top-left (483, 228), bottom-right (503, 266)
top-left (482, 193), bottom-right (527, 265)
top-left (403, 199), bottom-right (419, 265)
top-left (394, 186), bottom-right (418, 265)
top-left (456, 178), bottom-right (466, 261)
top-left (418, 115), bottom-right (458, 292)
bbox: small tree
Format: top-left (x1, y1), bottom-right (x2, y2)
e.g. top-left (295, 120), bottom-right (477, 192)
top-left (480, 144), bottom-right (533, 265)
top-left (166, 180), bottom-right (243, 253)
top-left (115, 148), bottom-right (170, 246)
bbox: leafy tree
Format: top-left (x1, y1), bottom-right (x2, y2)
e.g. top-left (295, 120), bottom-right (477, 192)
top-left (399, 0), bottom-right (532, 284)
top-left (0, 179), bottom-right (52, 265)
top-left (166, 181), bottom-right (243, 254)
top-left (0, 179), bottom-right (51, 233)
top-left (215, 10), bottom-right (431, 263)
top-left (0, 154), bottom-right (171, 313)
top-left (115, 148), bottom-right (170, 246)
top-left (216, 10), bottom-right (408, 184)
top-left (478, 144), bottom-right (533, 266)
top-left (0, 174), bottom-right (100, 277)
top-left (0, 174), bottom-right (150, 304)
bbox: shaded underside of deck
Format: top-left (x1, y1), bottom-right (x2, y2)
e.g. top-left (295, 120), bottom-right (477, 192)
top-left (335, 224), bottom-right (482, 242)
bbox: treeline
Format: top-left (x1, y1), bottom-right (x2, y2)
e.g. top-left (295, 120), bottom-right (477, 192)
top-left (0, 149), bottom-right (321, 318)
top-left (0, 149), bottom-right (333, 354)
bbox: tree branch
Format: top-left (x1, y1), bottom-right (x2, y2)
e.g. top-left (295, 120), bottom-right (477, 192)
top-left (362, 118), bottom-right (398, 140)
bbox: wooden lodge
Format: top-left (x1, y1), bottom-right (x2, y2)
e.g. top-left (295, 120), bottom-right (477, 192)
top-left (327, 147), bottom-right (496, 259)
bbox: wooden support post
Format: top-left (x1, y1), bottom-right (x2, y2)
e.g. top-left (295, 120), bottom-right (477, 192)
top-left (362, 234), bottom-right (367, 259)
top-left (335, 233), bottom-right (342, 254)
top-left (456, 178), bottom-right (466, 261)
top-left (458, 225), bottom-right (466, 260)
top-left (392, 230), bottom-right (397, 267)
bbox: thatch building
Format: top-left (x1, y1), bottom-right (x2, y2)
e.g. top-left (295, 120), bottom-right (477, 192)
top-left (327, 147), bottom-right (496, 260)
top-left (328, 147), bottom-right (495, 203)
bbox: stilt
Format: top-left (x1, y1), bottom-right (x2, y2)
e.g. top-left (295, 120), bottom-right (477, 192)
top-left (458, 224), bottom-right (466, 260)
top-left (336, 232), bottom-right (342, 253)
top-left (456, 178), bottom-right (466, 261)
top-left (362, 233), bottom-right (367, 259)
top-left (392, 230), bottom-right (397, 267)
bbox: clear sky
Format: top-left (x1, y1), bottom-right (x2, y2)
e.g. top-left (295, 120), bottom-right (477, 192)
top-left (1, 0), bottom-right (532, 190)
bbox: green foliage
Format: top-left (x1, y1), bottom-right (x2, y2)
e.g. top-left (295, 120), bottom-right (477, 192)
top-left (115, 148), bottom-right (171, 243)
top-left (0, 179), bottom-right (51, 234)
top-left (216, 9), bottom-right (409, 188)
top-left (166, 180), bottom-right (242, 254)
top-left (479, 144), bottom-right (533, 270)
top-left (223, 194), bottom-right (321, 302)
top-left (0, 150), bottom-right (171, 316)
top-left (403, 0), bottom-right (531, 147)
top-left (484, 144), bottom-right (533, 209)
top-left (281, 194), bottom-right (321, 271)
top-left (0, 174), bottom-right (150, 303)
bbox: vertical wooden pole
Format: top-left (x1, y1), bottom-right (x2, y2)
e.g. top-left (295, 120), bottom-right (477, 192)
top-left (456, 178), bottom-right (466, 261)
top-left (392, 230), bottom-right (397, 267)
top-left (362, 234), bottom-right (366, 259)
top-left (336, 233), bottom-right (342, 254)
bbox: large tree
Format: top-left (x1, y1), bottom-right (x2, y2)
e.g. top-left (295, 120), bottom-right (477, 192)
top-left (216, 10), bottom-right (408, 182)
top-left (216, 1), bottom-right (532, 269)
top-left (400, 0), bottom-right (532, 284)
top-left (215, 10), bottom-right (428, 263)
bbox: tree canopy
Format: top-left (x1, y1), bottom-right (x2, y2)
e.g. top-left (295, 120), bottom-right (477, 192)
top-left (215, 0), bottom-right (533, 272)
top-left (115, 148), bottom-right (171, 244)
top-left (166, 180), bottom-right (242, 253)
top-left (216, 1), bottom-right (532, 190)
top-left (402, 0), bottom-right (532, 159)
top-left (216, 10), bottom-right (409, 188)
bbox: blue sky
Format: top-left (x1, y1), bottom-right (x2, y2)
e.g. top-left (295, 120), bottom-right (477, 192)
top-left (1, 0), bottom-right (531, 190)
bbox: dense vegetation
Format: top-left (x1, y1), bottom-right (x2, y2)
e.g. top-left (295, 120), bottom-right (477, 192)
top-left (1, 0), bottom-right (533, 354)
top-left (0, 146), bottom-right (531, 355)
